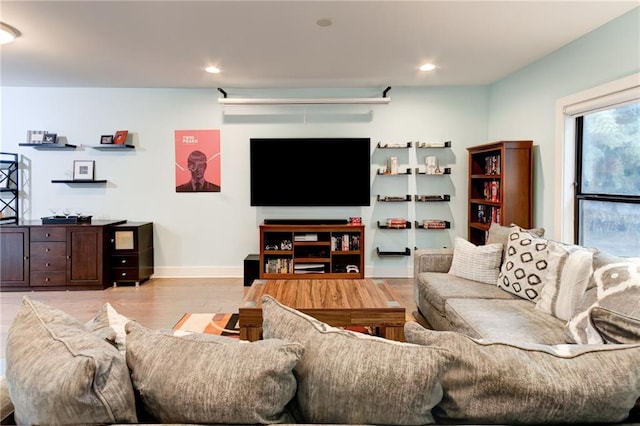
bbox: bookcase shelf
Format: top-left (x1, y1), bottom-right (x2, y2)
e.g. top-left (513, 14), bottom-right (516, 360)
top-left (467, 140), bottom-right (533, 245)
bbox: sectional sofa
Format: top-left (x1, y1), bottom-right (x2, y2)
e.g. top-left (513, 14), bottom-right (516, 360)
top-left (1, 223), bottom-right (639, 424)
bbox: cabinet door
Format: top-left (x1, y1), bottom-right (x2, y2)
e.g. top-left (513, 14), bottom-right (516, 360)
top-left (0, 227), bottom-right (29, 288)
top-left (66, 227), bottom-right (104, 286)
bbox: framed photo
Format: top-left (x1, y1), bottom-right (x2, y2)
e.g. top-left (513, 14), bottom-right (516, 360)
top-left (100, 134), bottom-right (114, 145)
top-left (27, 130), bottom-right (46, 144)
top-left (73, 160), bottom-right (95, 181)
top-left (113, 130), bottom-right (128, 145)
top-left (42, 133), bottom-right (57, 144)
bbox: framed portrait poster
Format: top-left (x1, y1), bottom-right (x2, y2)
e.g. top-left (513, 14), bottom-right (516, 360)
top-left (73, 160), bottom-right (95, 181)
top-left (174, 129), bottom-right (221, 193)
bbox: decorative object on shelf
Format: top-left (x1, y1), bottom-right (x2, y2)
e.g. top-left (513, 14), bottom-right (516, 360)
top-left (349, 216), bottom-right (362, 225)
top-left (425, 156), bottom-right (438, 174)
top-left (42, 133), bottom-right (57, 144)
top-left (416, 141), bottom-right (452, 148)
top-left (100, 135), bottom-right (114, 144)
top-left (377, 142), bottom-right (411, 148)
top-left (73, 160), bottom-right (95, 180)
top-left (27, 130), bottom-right (47, 144)
top-left (113, 130), bottom-right (128, 145)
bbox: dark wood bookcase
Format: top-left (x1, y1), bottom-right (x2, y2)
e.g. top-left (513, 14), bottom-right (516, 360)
top-left (467, 140), bottom-right (533, 245)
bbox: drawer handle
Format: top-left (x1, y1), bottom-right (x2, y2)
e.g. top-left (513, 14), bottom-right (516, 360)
top-left (46, 263), bottom-right (50, 267)
top-left (45, 248), bottom-right (50, 252)
top-left (121, 272), bottom-right (127, 277)
top-left (45, 277), bottom-right (50, 282)
top-left (121, 259), bottom-right (127, 264)
top-left (45, 233), bottom-right (50, 237)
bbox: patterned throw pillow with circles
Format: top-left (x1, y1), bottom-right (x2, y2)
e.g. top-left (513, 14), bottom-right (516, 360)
top-left (497, 228), bottom-right (549, 302)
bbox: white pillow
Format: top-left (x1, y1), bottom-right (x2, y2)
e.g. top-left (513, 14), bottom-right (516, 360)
top-left (448, 237), bottom-right (503, 285)
top-left (535, 241), bottom-right (595, 321)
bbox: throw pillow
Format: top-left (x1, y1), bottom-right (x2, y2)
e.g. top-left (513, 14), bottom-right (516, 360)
top-left (85, 302), bottom-right (131, 353)
top-left (6, 297), bottom-right (137, 425)
top-left (448, 237), bottom-right (503, 285)
top-left (497, 227), bottom-right (549, 302)
top-left (535, 240), bottom-right (595, 320)
top-left (486, 222), bottom-right (545, 260)
top-left (404, 322), bottom-right (640, 424)
top-left (591, 306), bottom-right (640, 344)
top-left (125, 320), bottom-right (303, 424)
top-left (565, 251), bottom-right (640, 344)
top-left (260, 295), bottom-right (454, 425)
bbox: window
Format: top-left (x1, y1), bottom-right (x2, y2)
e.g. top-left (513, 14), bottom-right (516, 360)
top-left (575, 101), bottom-right (640, 256)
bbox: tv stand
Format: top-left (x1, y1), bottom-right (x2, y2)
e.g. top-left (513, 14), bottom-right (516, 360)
top-left (263, 218), bottom-right (349, 225)
top-left (259, 222), bottom-right (364, 279)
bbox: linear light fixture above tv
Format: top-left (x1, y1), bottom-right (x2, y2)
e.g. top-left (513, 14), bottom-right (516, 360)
top-left (249, 137), bottom-right (371, 207)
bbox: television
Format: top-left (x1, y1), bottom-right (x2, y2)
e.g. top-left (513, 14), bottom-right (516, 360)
top-left (250, 137), bottom-right (371, 206)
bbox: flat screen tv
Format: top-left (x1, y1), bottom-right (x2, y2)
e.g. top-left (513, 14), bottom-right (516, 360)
top-left (250, 137), bottom-right (371, 206)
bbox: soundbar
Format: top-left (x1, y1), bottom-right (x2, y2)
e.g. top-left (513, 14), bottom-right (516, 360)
top-left (264, 219), bottom-right (349, 225)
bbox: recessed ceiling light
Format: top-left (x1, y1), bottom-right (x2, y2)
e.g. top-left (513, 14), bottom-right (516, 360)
top-left (317, 18), bottom-right (332, 27)
top-left (205, 66), bottom-right (221, 74)
top-left (0, 22), bottom-right (21, 45)
top-left (419, 63), bottom-right (436, 72)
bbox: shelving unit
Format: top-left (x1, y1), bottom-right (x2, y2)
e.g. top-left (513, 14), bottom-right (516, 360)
top-left (51, 179), bottom-right (107, 184)
top-left (467, 140), bottom-right (533, 245)
top-left (259, 223), bottom-right (364, 279)
top-left (90, 144), bottom-right (135, 151)
top-left (19, 143), bottom-right (77, 151)
top-left (0, 152), bottom-right (19, 224)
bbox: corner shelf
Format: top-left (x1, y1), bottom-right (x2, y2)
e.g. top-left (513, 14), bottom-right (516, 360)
top-left (377, 194), bottom-right (411, 202)
top-left (416, 141), bottom-right (452, 148)
top-left (414, 194), bottom-right (451, 202)
top-left (415, 220), bottom-right (451, 230)
top-left (377, 142), bottom-right (412, 149)
top-left (90, 144), bottom-right (135, 151)
top-left (415, 167), bottom-right (451, 175)
top-left (19, 143), bottom-right (77, 151)
top-left (51, 179), bottom-right (107, 184)
top-left (377, 220), bottom-right (412, 229)
top-left (376, 247), bottom-right (411, 257)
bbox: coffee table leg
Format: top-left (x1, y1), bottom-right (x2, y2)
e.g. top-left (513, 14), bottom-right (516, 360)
top-left (240, 326), bottom-right (262, 342)
top-left (381, 326), bottom-right (405, 342)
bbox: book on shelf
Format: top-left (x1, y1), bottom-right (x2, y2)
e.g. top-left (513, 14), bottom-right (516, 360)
top-left (484, 155), bottom-right (501, 175)
top-left (386, 218), bottom-right (408, 228)
top-left (294, 234), bottom-right (318, 241)
top-left (423, 219), bottom-right (447, 229)
top-left (266, 258), bottom-right (293, 274)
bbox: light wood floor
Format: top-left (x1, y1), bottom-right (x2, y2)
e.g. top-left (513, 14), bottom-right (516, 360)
top-left (0, 277), bottom-right (416, 374)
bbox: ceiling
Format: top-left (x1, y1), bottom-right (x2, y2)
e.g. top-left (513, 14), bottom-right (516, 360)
top-left (0, 1), bottom-right (637, 91)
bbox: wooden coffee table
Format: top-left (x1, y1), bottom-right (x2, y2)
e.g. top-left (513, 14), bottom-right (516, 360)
top-left (238, 279), bottom-right (406, 342)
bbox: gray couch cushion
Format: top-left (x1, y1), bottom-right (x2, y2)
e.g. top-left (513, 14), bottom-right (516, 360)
top-left (405, 322), bottom-right (640, 425)
top-left (261, 295), bottom-right (454, 425)
top-left (416, 272), bottom-right (517, 316)
top-left (591, 306), bottom-right (640, 344)
top-left (445, 298), bottom-right (567, 343)
top-left (125, 320), bottom-right (303, 424)
top-left (6, 297), bottom-right (137, 425)
top-left (448, 237), bottom-right (503, 285)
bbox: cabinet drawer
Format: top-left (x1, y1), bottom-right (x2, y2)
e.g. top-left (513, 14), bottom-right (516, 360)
top-left (30, 242), bottom-right (66, 258)
top-left (111, 255), bottom-right (139, 268)
top-left (30, 255), bottom-right (66, 271)
top-left (111, 268), bottom-right (141, 281)
top-left (31, 227), bottom-right (66, 242)
top-left (30, 270), bottom-right (66, 287)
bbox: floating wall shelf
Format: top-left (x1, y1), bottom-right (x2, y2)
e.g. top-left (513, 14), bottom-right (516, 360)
top-left (51, 179), bottom-right (107, 184)
top-left (90, 144), bottom-right (135, 151)
top-left (19, 143), bottom-right (77, 151)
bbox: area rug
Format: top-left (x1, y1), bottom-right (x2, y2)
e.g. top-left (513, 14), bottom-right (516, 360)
top-left (173, 313), bottom-right (240, 337)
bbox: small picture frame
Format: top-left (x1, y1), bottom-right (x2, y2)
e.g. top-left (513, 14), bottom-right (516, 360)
top-left (42, 133), bottom-right (57, 144)
top-left (100, 134), bottom-right (114, 145)
top-left (27, 130), bottom-right (46, 144)
top-left (113, 130), bottom-right (128, 145)
top-left (73, 160), bottom-right (95, 181)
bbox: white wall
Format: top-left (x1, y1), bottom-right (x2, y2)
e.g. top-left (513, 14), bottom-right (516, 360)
top-left (0, 86), bottom-right (488, 277)
top-left (487, 7), bottom-right (640, 240)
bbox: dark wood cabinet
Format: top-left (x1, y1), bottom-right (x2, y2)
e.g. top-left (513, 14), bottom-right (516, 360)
top-left (109, 222), bottom-right (154, 286)
top-left (0, 220), bottom-right (125, 291)
top-left (259, 223), bottom-right (364, 279)
top-left (467, 141), bottom-right (533, 245)
top-left (0, 226), bottom-right (29, 288)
